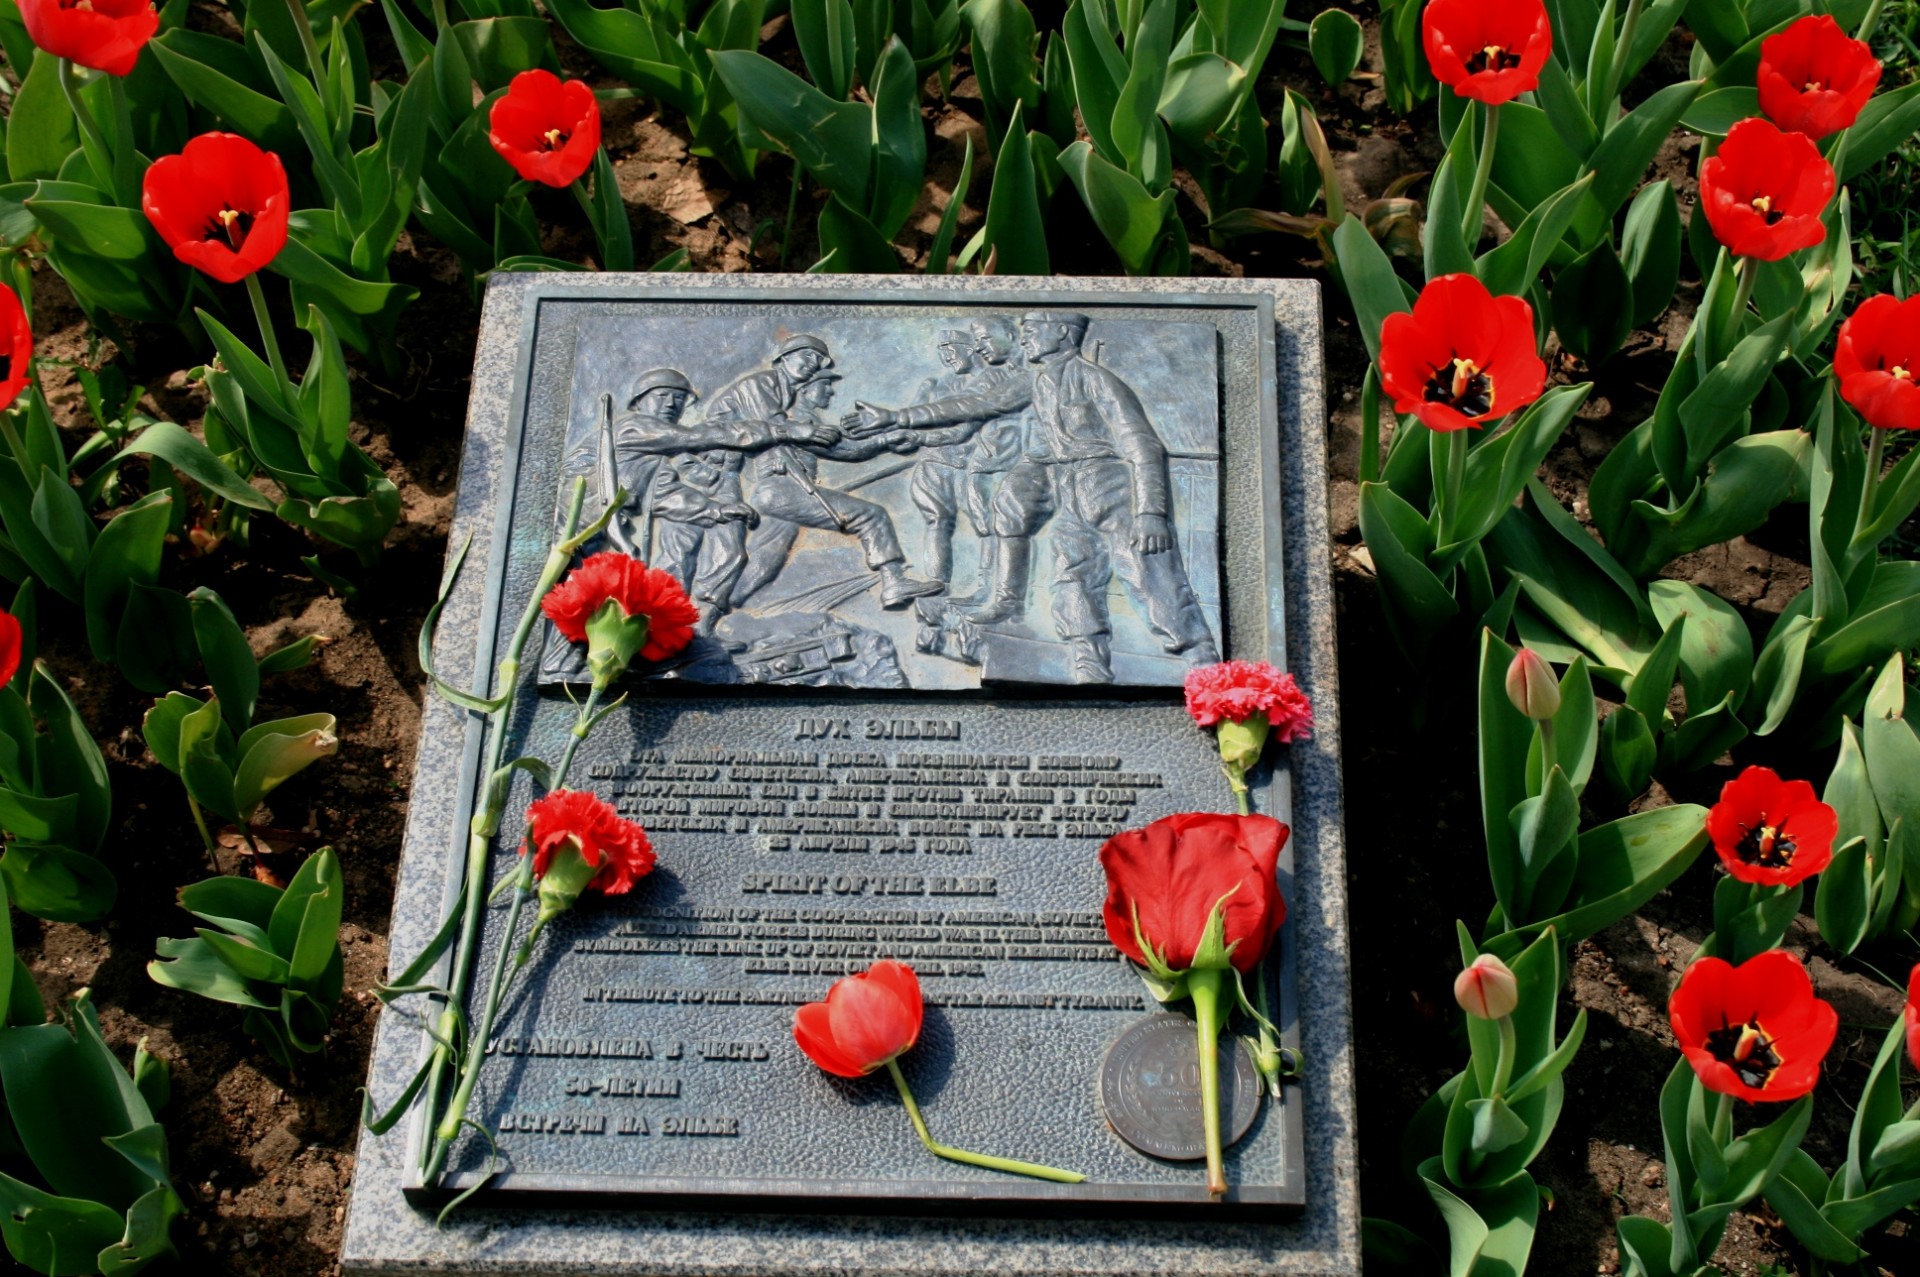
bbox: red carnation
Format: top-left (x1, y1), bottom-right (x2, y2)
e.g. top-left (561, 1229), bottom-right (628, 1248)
top-left (1698, 117), bottom-right (1835, 262)
top-left (1184, 660), bottom-right (1314, 738)
top-left (1422, 0), bottom-right (1553, 106)
top-left (489, 69), bottom-right (602, 189)
top-left (524, 788), bottom-right (654, 893)
top-left (1378, 273), bottom-right (1546, 433)
top-left (1835, 293), bottom-right (1920, 431)
top-left (19, 0), bottom-right (157, 77)
top-left (1705, 765), bottom-right (1837, 888)
top-left (1670, 950), bottom-right (1837, 1102)
top-left (1905, 964), bottom-right (1920, 1074)
top-left (793, 959), bottom-right (923, 1079)
top-left (0, 286), bottom-right (30, 410)
top-left (141, 133), bottom-right (290, 284)
top-left (0, 609), bottom-right (20, 688)
top-left (1099, 813), bottom-right (1288, 977)
top-left (1758, 15), bottom-right (1882, 141)
top-left (543, 551), bottom-right (701, 688)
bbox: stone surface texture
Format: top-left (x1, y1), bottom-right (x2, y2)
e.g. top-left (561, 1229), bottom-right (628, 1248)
top-left (342, 273), bottom-right (1357, 1277)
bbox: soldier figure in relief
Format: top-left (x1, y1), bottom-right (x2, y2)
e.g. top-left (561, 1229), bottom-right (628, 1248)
top-left (958, 315), bottom-right (1049, 622)
top-left (843, 311), bottom-right (1220, 683)
top-left (906, 330), bottom-right (986, 593)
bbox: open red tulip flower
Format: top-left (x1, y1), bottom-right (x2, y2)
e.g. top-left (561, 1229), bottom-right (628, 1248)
top-left (1835, 293), bottom-right (1920, 432)
top-left (1184, 661), bottom-right (1313, 814)
top-left (19, 0), bottom-right (158, 77)
top-left (1698, 118), bottom-right (1836, 262)
top-left (0, 608), bottom-right (21, 688)
top-left (1379, 274), bottom-right (1547, 433)
top-left (141, 133), bottom-right (290, 285)
top-left (792, 960), bottom-right (1082, 1183)
top-left (0, 286), bottom-right (31, 410)
top-left (1905, 964), bottom-right (1920, 1074)
top-left (1758, 15), bottom-right (1882, 141)
top-left (1421, 0), bottom-right (1552, 105)
top-left (490, 69), bottom-right (602, 189)
top-left (1705, 765), bottom-right (1837, 888)
top-left (1670, 951), bottom-right (1838, 1102)
top-left (522, 788), bottom-right (655, 927)
top-left (542, 551), bottom-right (701, 689)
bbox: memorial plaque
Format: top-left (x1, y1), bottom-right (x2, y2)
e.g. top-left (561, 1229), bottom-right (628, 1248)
top-left (345, 275), bottom-right (1359, 1277)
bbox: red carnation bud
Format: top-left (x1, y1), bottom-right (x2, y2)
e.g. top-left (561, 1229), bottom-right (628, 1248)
top-left (1504, 648), bottom-right (1560, 721)
top-left (19, 0), bottom-right (157, 77)
top-left (1099, 813), bottom-right (1288, 977)
top-left (793, 959), bottom-right (923, 1078)
top-left (1835, 294), bottom-right (1920, 432)
top-left (1422, 0), bottom-right (1553, 106)
top-left (141, 133), bottom-right (291, 285)
top-left (1378, 273), bottom-right (1547, 433)
top-left (1705, 764), bottom-right (1837, 889)
top-left (1757, 15), bottom-right (1882, 141)
top-left (1669, 951), bottom-right (1837, 1102)
top-left (489, 69), bottom-right (602, 189)
top-left (541, 551), bottom-right (702, 689)
top-left (522, 788), bottom-right (655, 925)
top-left (0, 286), bottom-right (30, 410)
top-left (1698, 117), bottom-right (1835, 263)
top-left (1454, 954), bottom-right (1519, 1020)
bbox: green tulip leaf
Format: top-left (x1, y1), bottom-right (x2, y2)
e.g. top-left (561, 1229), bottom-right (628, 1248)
top-left (1307, 8), bottom-right (1364, 88)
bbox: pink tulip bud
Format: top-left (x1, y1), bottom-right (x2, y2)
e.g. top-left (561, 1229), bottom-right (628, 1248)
top-left (1455, 954), bottom-right (1520, 1020)
top-left (1505, 648), bottom-right (1561, 721)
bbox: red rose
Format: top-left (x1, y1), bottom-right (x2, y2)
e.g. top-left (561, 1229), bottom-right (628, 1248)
top-left (1378, 273), bottom-right (1547, 433)
top-left (522, 788), bottom-right (655, 896)
top-left (1757, 15), bottom-right (1882, 141)
top-left (141, 133), bottom-right (291, 284)
top-left (1422, 0), bottom-right (1552, 106)
top-left (0, 286), bottom-right (30, 410)
top-left (1183, 660), bottom-right (1314, 740)
top-left (1835, 293), bottom-right (1920, 431)
top-left (19, 0), bottom-right (157, 77)
top-left (1669, 950), bottom-right (1837, 1102)
top-left (489, 69), bottom-right (602, 189)
top-left (543, 551), bottom-right (700, 663)
top-left (1705, 764), bottom-right (1837, 888)
top-left (0, 609), bottom-right (20, 688)
top-left (1906, 964), bottom-right (1920, 1074)
top-left (1099, 813), bottom-right (1288, 976)
top-left (793, 959), bottom-right (923, 1078)
top-left (1698, 117), bottom-right (1835, 262)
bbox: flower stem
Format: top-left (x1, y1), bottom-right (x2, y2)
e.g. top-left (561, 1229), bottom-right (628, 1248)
top-left (1440, 428), bottom-right (1468, 544)
top-left (284, 0), bottom-right (329, 89)
top-left (883, 1060), bottom-right (1084, 1183)
top-left (188, 796), bottom-right (221, 874)
top-left (1252, 961), bottom-right (1284, 1098)
top-left (1189, 966), bottom-right (1229, 1198)
top-left (1603, 0), bottom-right (1646, 120)
top-left (1537, 717), bottom-right (1557, 782)
top-left (1854, 426), bottom-right (1888, 548)
top-left (106, 74), bottom-right (142, 212)
top-left (1858, 0), bottom-right (1887, 41)
top-left (1462, 103), bottom-right (1500, 248)
top-left (1712, 1089), bottom-right (1734, 1146)
top-left (1491, 1013), bottom-right (1518, 1096)
top-left (553, 683), bottom-right (605, 792)
top-left (434, 858), bottom-right (533, 1145)
top-left (244, 273), bottom-right (291, 394)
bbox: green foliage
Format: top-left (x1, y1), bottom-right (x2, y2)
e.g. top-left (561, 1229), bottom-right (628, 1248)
top-left (1813, 657), bottom-right (1920, 950)
top-left (149, 849), bottom-right (346, 1070)
top-left (1308, 10), bottom-right (1364, 89)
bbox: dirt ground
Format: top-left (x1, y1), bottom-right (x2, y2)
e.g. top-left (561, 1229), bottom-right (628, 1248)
top-left (7, 10), bottom-right (1917, 1277)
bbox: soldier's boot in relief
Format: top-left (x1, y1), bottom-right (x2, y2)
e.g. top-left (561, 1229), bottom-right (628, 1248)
top-left (878, 562), bottom-right (945, 609)
top-left (945, 536), bottom-right (992, 609)
top-left (1069, 634), bottom-right (1113, 684)
top-left (961, 536), bottom-right (1030, 624)
top-left (925, 521), bottom-right (954, 588)
top-left (1175, 635), bottom-right (1221, 665)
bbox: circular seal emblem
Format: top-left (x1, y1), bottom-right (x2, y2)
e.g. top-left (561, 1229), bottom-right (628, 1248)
top-left (1099, 1012), bottom-right (1262, 1161)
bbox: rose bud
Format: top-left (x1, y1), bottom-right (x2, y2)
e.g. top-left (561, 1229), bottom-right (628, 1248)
top-left (1705, 764), bottom-right (1838, 889)
top-left (541, 551), bottom-right (701, 689)
top-left (1504, 648), bottom-right (1560, 721)
top-left (1669, 951), bottom-right (1837, 1102)
top-left (522, 789), bottom-right (655, 928)
top-left (1455, 953), bottom-right (1520, 1020)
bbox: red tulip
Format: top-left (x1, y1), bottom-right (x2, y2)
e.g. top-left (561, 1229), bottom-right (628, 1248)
top-left (1378, 273), bottom-right (1547, 433)
top-left (1698, 117), bottom-right (1835, 262)
top-left (543, 551), bottom-right (701, 687)
top-left (523, 788), bottom-right (655, 895)
top-left (489, 70), bottom-right (602, 189)
top-left (141, 133), bottom-right (290, 285)
top-left (1905, 964), bottom-right (1919, 1074)
top-left (1669, 950), bottom-right (1837, 1102)
top-left (793, 959), bottom-right (923, 1078)
top-left (1835, 293), bottom-right (1920, 431)
top-left (0, 286), bottom-right (30, 410)
top-left (0, 609), bottom-right (20, 688)
top-left (18, 0), bottom-right (157, 78)
top-left (1705, 765), bottom-right (1838, 888)
top-left (1099, 813), bottom-right (1287, 976)
top-left (1422, 0), bottom-right (1552, 106)
top-left (1758, 15), bottom-right (1882, 141)
top-left (1183, 660), bottom-right (1314, 740)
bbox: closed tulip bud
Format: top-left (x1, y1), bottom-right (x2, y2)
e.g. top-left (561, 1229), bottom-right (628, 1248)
top-left (1505, 648), bottom-right (1560, 720)
top-left (1455, 954), bottom-right (1519, 1020)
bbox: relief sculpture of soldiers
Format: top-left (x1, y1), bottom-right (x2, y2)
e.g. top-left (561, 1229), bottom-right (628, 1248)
top-left (541, 309), bottom-right (1225, 691)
